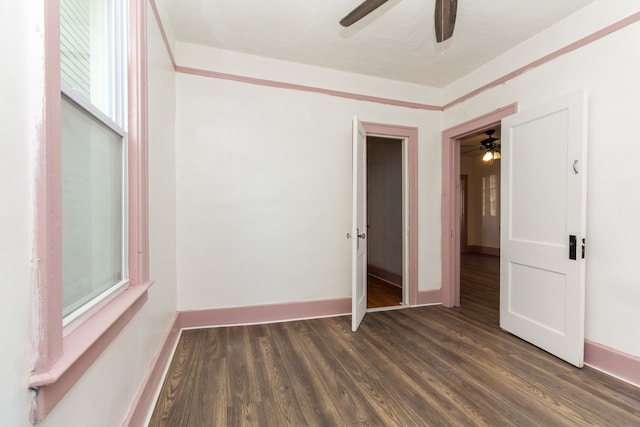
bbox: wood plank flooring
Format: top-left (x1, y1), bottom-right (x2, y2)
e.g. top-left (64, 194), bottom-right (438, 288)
top-left (367, 275), bottom-right (402, 308)
top-left (150, 254), bottom-right (640, 426)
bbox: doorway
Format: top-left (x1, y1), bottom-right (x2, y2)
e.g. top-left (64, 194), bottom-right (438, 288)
top-left (459, 126), bottom-right (502, 258)
top-left (458, 126), bottom-right (502, 320)
top-left (366, 136), bottom-right (404, 309)
top-left (352, 120), bottom-right (419, 327)
top-left (441, 94), bottom-right (588, 367)
top-left (440, 104), bottom-right (518, 307)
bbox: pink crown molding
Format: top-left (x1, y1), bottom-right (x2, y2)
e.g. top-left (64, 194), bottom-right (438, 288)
top-left (149, 1), bottom-right (640, 112)
top-left (149, 0), bottom-right (176, 68)
top-left (175, 65), bottom-right (440, 110)
top-left (442, 11), bottom-right (640, 110)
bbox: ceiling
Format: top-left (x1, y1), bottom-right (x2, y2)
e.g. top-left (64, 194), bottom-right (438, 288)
top-left (158, 0), bottom-right (596, 88)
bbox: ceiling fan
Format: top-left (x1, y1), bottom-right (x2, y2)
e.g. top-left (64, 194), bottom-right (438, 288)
top-left (339, 0), bottom-right (458, 43)
top-left (479, 129), bottom-right (501, 161)
top-left (460, 129), bottom-right (501, 161)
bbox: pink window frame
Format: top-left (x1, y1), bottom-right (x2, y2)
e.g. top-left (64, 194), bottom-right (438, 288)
top-left (29, 0), bottom-right (152, 422)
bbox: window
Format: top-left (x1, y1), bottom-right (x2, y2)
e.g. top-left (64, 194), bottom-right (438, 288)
top-left (30, 0), bottom-right (150, 421)
top-left (60, 0), bottom-right (128, 326)
top-left (482, 176), bottom-right (486, 217)
top-left (482, 174), bottom-right (498, 218)
top-left (489, 174), bottom-right (497, 217)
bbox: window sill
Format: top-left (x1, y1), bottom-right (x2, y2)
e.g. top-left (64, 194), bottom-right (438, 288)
top-left (29, 280), bottom-right (154, 422)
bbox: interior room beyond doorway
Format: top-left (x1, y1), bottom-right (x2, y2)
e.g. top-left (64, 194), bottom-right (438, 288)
top-left (459, 126), bottom-right (502, 319)
top-left (366, 136), bottom-right (403, 309)
top-left (459, 126), bottom-right (502, 258)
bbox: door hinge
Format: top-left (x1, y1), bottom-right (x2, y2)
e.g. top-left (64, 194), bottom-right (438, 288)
top-left (582, 238), bottom-right (586, 259)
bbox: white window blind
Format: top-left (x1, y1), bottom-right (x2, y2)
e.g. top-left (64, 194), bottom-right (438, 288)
top-left (60, 0), bottom-right (127, 324)
top-left (60, 0), bottom-right (124, 125)
top-left (61, 96), bottom-right (124, 317)
top-left (60, 0), bottom-right (91, 100)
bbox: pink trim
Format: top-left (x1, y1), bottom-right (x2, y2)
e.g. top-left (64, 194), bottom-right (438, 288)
top-left (417, 289), bottom-right (442, 305)
top-left (441, 104), bottom-right (518, 307)
top-left (178, 298), bottom-right (351, 329)
top-left (466, 246), bottom-right (500, 257)
top-left (148, 0), bottom-right (176, 69)
top-left (443, 11), bottom-right (640, 110)
top-left (150, 8), bottom-right (639, 112)
top-left (30, 283), bottom-right (152, 422)
top-left (129, 0), bottom-right (150, 285)
top-left (362, 122), bottom-right (419, 306)
top-left (34, 0), bottom-right (64, 375)
top-left (584, 340), bottom-right (640, 387)
top-left (176, 65), bottom-right (441, 111)
top-left (368, 264), bottom-right (402, 288)
top-left (123, 314), bottom-right (181, 427)
top-left (31, 0), bottom-right (152, 421)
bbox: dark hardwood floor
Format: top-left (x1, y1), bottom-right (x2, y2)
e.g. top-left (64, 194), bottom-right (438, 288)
top-left (367, 275), bottom-right (402, 308)
top-left (149, 254), bottom-right (640, 426)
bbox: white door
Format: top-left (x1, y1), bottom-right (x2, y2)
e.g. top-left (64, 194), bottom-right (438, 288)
top-left (351, 116), bottom-right (367, 331)
top-left (500, 90), bottom-right (588, 367)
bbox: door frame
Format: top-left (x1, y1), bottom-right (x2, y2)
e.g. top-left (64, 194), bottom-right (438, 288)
top-left (460, 174), bottom-right (469, 254)
top-left (440, 104), bottom-right (518, 307)
top-left (362, 121), bottom-right (418, 307)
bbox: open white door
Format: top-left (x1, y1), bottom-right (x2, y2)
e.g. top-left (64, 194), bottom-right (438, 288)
top-left (500, 90), bottom-right (588, 367)
top-left (351, 116), bottom-right (367, 331)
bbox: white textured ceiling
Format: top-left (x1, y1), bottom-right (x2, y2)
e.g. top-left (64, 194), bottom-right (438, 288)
top-left (158, 0), bottom-right (596, 87)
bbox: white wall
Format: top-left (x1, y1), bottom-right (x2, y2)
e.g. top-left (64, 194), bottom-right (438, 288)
top-left (0, 1), bottom-right (42, 425)
top-left (444, 1), bottom-right (640, 356)
top-left (175, 43), bottom-right (443, 310)
top-left (0, 3), bottom-right (177, 425)
top-left (175, 42), bottom-right (442, 107)
top-left (147, 0), bottom-right (178, 330)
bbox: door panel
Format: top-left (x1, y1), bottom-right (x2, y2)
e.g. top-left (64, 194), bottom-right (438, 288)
top-left (510, 110), bottom-right (568, 246)
top-left (352, 116), bottom-right (367, 331)
top-left (500, 90), bottom-right (587, 367)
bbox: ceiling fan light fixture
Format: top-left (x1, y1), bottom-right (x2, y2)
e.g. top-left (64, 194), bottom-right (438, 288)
top-left (483, 151), bottom-right (493, 161)
top-left (493, 151), bottom-right (501, 160)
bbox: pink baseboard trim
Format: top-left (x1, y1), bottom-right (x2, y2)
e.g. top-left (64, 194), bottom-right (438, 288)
top-left (367, 264), bottom-right (402, 288)
top-left (466, 246), bottom-right (500, 257)
top-left (417, 289), bottom-right (442, 306)
top-left (123, 313), bottom-right (181, 427)
top-left (177, 298), bottom-right (352, 329)
top-left (584, 340), bottom-right (640, 388)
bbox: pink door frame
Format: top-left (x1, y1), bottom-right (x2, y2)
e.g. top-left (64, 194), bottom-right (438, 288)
top-left (363, 121), bottom-right (419, 306)
top-left (440, 104), bottom-right (518, 307)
